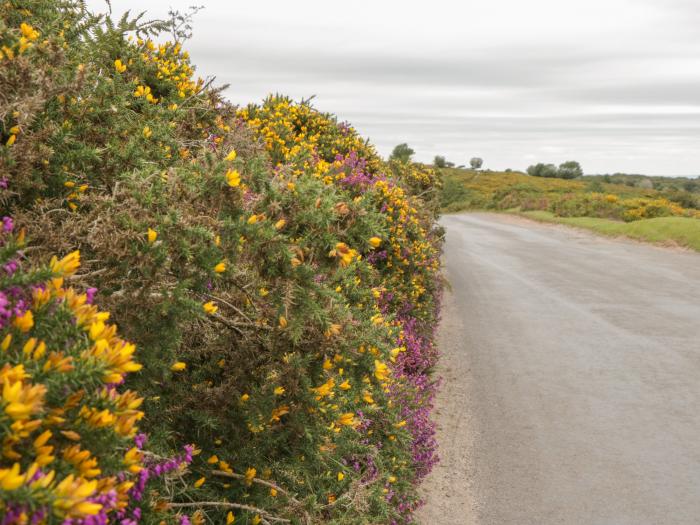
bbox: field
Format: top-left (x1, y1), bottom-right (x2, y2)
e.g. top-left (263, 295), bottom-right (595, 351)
top-left (441, 168), bottom-right (700, 251)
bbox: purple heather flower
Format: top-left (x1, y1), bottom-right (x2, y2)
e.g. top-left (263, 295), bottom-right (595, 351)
top-left (85, 287), bottom-right (98, 304)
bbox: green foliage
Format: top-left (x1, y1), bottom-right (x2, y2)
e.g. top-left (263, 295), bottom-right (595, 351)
top-left (527, 163), bottom-right (559, 178)
top-left (389, 143), bottom-right (414, 163)
top-left (433, 155), bottom-right (446, 168)
top-left (469, 157), bottom-right (483, 170)
top-left (557, 160), bottom-right (583, 179)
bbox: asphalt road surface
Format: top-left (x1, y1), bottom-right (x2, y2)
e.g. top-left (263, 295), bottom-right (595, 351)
top-left (417, 213), bottom-right (700, 525)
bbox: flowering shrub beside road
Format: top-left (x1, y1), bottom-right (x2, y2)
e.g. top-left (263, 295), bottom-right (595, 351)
top-left (0, 3), bottom-right (443, 524)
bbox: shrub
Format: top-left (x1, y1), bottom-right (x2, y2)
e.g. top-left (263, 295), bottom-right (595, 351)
top-left (1, 3), bottom-right (443, 524)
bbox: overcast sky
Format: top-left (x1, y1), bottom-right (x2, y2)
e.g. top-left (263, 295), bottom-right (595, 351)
top-left (89, 0), bottom-right (700, 176)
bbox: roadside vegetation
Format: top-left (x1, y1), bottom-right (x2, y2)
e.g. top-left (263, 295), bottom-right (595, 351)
top-left (440, 168), bottom-right (700, 251)
top-left (0, 3), bottom-right (443, 524)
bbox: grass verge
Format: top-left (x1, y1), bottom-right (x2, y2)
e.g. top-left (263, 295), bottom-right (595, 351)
top-left (517, 210), bottom-right (700, 252)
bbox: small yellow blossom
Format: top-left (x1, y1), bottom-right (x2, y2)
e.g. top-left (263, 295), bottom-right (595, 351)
top-left (244, 467), bottom-right (256, 486)
top-left (203, 301), bottom-right (218, 315)
top-left (20, 23), bottom-right (40, 40)
top-left (226, 512), bottom-right (235, 524)
top-left (225, 149), bottom-right (237, 161)
top-left (6, 134), bottom-right (16, 146)
top-left (240, 393), bottom-right (249, 402)
top-left (114, 59), bottom-right (126, 73)
top-left (337, 412), bottom-right (355, 426)
top-left (270, 487), bottom-right (278, 497)
top-left (13, 310), bottom-right (34, 333)
top-left (170, 362), bottom-right (186, 372)
top-left (147, 228), bottom-right (157, 244)
top-left (274, 219), bottom-right (286, 230)
top-left (369, 237), bottom-right (382, 248)
top-left (374, 360), bottom-right (389, 382)
top-left (142, 126), bottom-right (152, 139)
top-left (226, 168), bottom-right (241, 187)
top-left (214, 262), bottom-right (226, 273)
top-left (278, 316), bottom-right (287, 329)
top-left (207, 455), bottom-right (219, 464)
top-left (193, 476), bottom-right (205, 488)
top-left (273, 386), bottom-right (285, 396)
top-left (337, 472), bottom-right (344, 481)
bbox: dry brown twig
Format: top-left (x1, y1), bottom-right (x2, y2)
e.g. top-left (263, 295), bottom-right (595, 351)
top-left (211, 470), bottom-right (311, 524)
top-left (167, 501), bottom-right (289, 524)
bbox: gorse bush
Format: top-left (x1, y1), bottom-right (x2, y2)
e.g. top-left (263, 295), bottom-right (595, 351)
top-left (1, 2), bottom-right (443, 524)
top-left (0, 221), bottom-right (193, 524)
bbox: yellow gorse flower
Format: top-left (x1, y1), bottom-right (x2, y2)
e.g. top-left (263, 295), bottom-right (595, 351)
top-left (225, 149), bottom-right (237, 161)
top-left (374, 360), bottom-right (389, 382)
top-left (203, 301), bottom-right (218, 315)
top-left (225, 168), bottom-right (241, 187)
top-left (20, 23), bottom-right (40, 41)
top-left (147, 228), bottom-right (157, 244)
top-left (170, 362), bottom-right (186, 372)
top-left (337, 412), bottom-right (355, 426)
top-left (50, 250), bottom-right (80, 277)
top-left (114, 59), bottom-right (126, 73)
top-left (12, 310), bottom-right (34, 333)
top-left (244, 467), bottom-right (256, 486)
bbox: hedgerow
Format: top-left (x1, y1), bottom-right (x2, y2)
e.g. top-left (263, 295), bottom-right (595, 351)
top-left (1, 2), bottom-right (443, 524)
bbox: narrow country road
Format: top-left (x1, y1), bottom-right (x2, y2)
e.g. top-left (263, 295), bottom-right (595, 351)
top-left (417, 213), bottom-right (700, 525)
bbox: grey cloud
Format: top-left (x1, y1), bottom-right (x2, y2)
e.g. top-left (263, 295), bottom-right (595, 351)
top-left (87, 0), bottom-right (700, 175)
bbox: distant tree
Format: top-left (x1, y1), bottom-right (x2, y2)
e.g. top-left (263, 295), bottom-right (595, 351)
top-left (505, 168), bottom-right (512, 173)
top-left (445, 161), bottom-right (455, 168)
top-left (433, 155), bottom-right (447, 168)
top-left (527, 163), bottom-right (558, 178)
top-left (558, 160), bottom-right (583, 179)
top-left (470, 157), bottom-right (483, 170)
top-left (602, 174), bottom-right (612, 183)
top-left (390, 143), bottom-right (415, 163)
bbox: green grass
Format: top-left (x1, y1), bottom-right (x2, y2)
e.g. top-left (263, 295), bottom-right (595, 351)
top-left (518, 211), bottom-right (700, 251)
